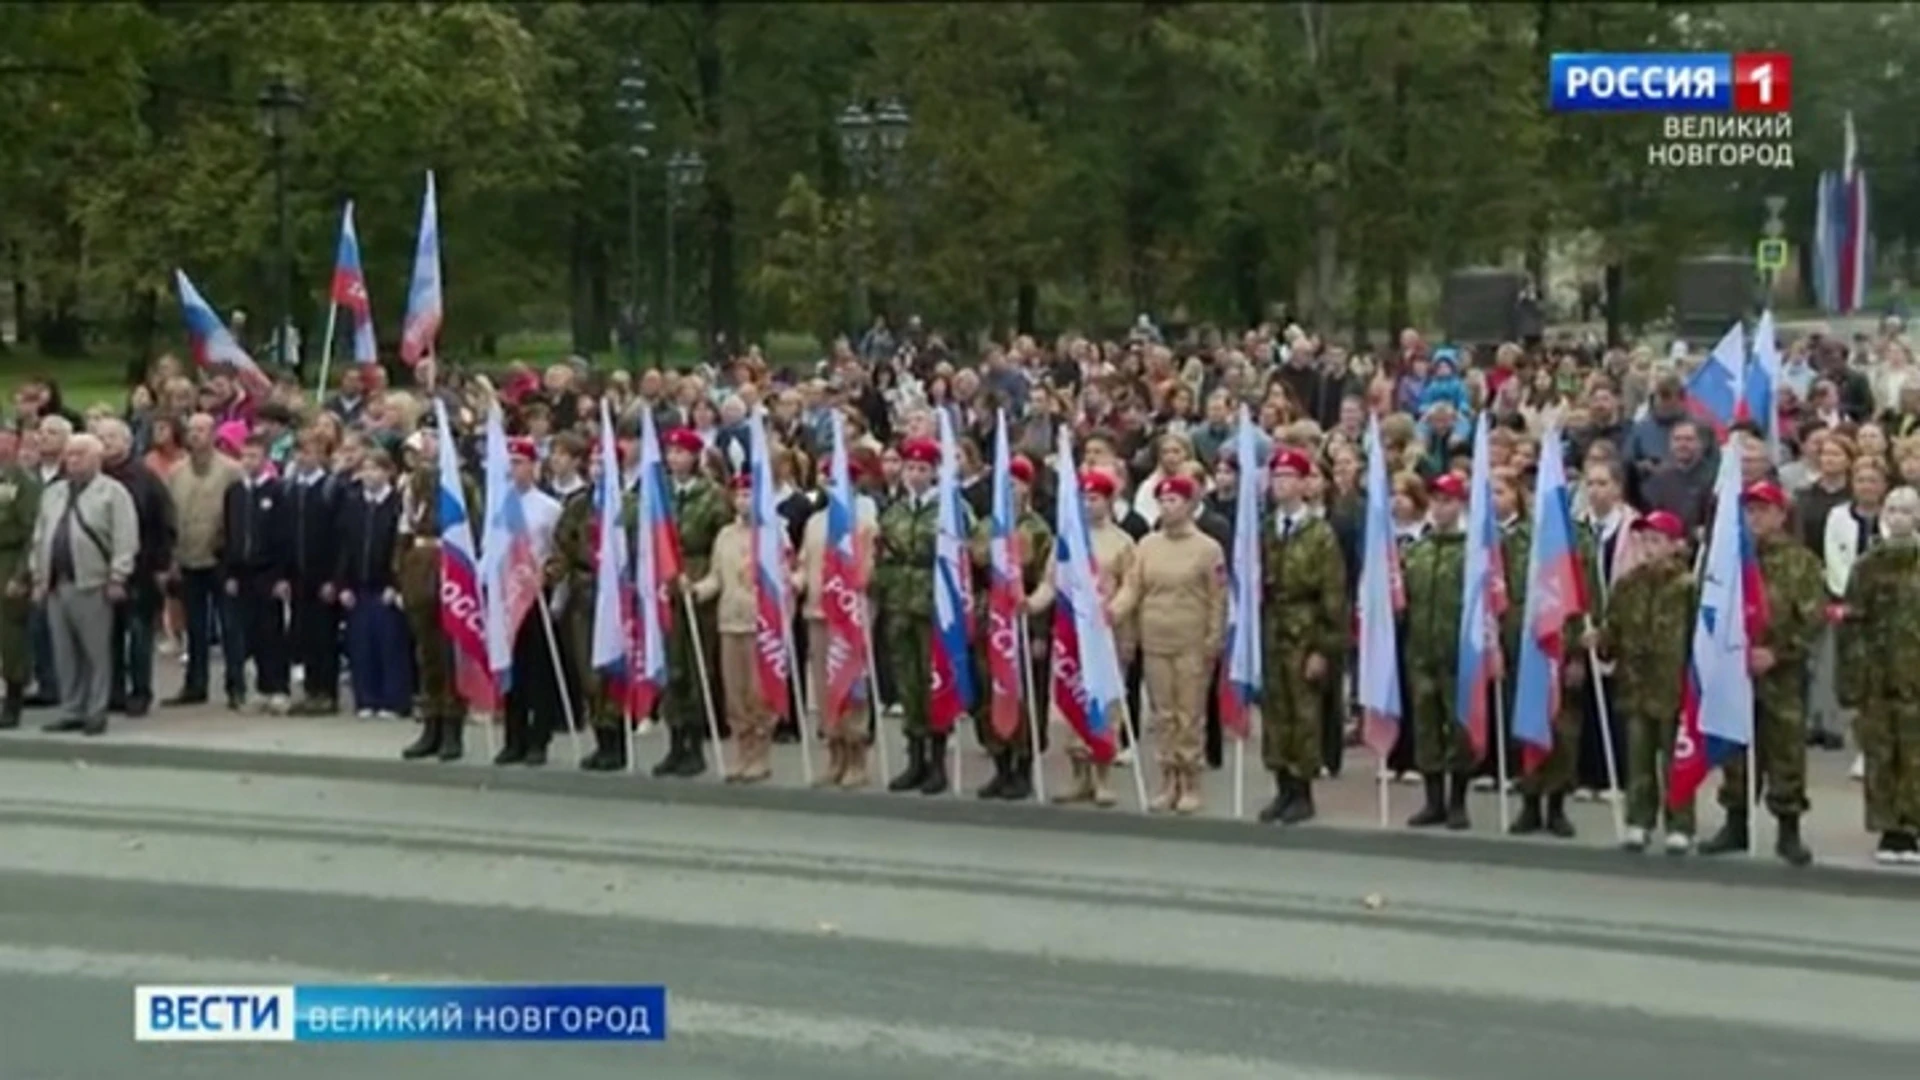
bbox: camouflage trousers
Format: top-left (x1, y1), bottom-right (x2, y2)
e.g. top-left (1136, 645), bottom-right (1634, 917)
top-left (1408, 666), bottom-right (1476, 775)
top-left (1144, 648), bottom-right (1208, 771)
top-left (1857, 697), bottom-right (1920, 833)
top-left (0, 589), bottom-right (30, 685)
top-left (664, 596), bottom-right (721, 736)
top-left (1624, 705), bottom-right (1694, 835)
top-left (1718, 675), bottom-right (1808, 817)
top-left (1261, 642), bottom-right (1324, 781)
top-left (1516, 699), bottom-right (1583, 798)
top-left (886, 612), bottom-right (935, 739)
top-left (404, 597), bottom-right (462, 721)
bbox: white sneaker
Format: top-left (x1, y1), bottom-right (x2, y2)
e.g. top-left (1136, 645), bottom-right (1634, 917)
top-left (1471, 776), bottom-right (1497, 792)
top-left (1876, 846), bottom-right (1904, 866)
top-left (1114, 746), bottom-right (1135, 767)
top-left (1850, 754), bottom-right (1865, 781)
top-left (375, 710), bottom-right (400, 721)
top-left (1395, 771), bottom-right (1422, 786)
top-left (1599, 789), bottom-right (1622, 804)
top-left (1664, 832), bottom-right (1693, 855)
top-left (1898, 849), bottom-right (1920, 866)
top-left (266, 694), bottom-right (291, 715)
top-left (355, 708), bottom-right (374, 719)
top-left (1621, 826), bottom-right (1649, 851)
top-left (636, 718), bottom-right (658, 736)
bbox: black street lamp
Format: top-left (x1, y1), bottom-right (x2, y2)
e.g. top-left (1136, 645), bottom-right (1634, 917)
top-left (873, 98), bottom-right (912, 317)
top-left (662, 148), bottom-right (705, 366)
top-left (614, 61), bottom-right (654, 372)
top-left (257, 77), bottom-right (305, 372)
top-left (835, 98), bottom-right (910, 332)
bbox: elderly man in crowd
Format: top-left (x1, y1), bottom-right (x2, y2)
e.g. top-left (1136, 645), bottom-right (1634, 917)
top-left (98, 417), bottom-right (174, 717)
top-left (29, 433), bottom-right (139, 736)
top-left (24, 413), bottom-right (71, 705)
top-left (163, 413), bottom-right (242, 707)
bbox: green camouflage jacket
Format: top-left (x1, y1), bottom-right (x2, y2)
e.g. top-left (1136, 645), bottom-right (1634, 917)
top-left (1402, 530), bottom-right (1467, 668)
top-left (670, 476), bottom-right (729, 580)
top-left (1752, 530), bottom-right (1824, 671)
top-left (1259, 509), bottom-right (1347, 658)
top-left (0, 465), bottom-right (43, 584)
top-left (1839, 539), bottom-right (1920, 706)
top-left (877, 491), bottom-right (941, 618)
top-left (1597, 554), bottom-right (1695, 721)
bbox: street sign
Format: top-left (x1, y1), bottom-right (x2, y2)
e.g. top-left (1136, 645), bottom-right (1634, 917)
top-left (1756, 238), bottom-right (1788, 272)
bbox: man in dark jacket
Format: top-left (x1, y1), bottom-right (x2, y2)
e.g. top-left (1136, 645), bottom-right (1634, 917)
top-left (1638, 419), bottom-right (1716, 534)
top-left (223, 434), bottom-right (291, 712)
top-left (98, 418), bottom-right (173, 716)
top-left (282, 428), bottom-right (347, 714)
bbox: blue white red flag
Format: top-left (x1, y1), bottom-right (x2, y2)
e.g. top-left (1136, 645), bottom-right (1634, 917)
top-left (330, 201), bottom-right (377, 364)
top-left (401, 171), bottom-right (443, 367)
top-left (930, 410), bottom-right (976, 734)
top-left (747, 410), bottom-right (794, 718)
top-left (481, 403), bottom-right (539, 691)
top-left (1837, 111), bottom-right (1870, 314)
top-left (1357, 415), bottom-right (1404, 758)
top-left (1455, 415), bottom-right (1508, 759)
top-left (820, 411), bottom-right (870, 727)
top-left (985, 411), bottom-right (1024, 742)
top-left (432, 398), bottom-right (496, 711)
top-left (1684, 322), bottom-right (1747, 438)
top-left (1217, 408), bottom-right (1262, 741)
top-left (1049, 426), bottom-right (1124, 763)
top-left (608, 408), bottom-right (675, 719)
top-left (1512, 425), bottom-right (1588, 772)
top-left (1746, 309), bottom-right (1782, 454)
top-left (172, 269), bottom-right (269, 392)
top-left (1669, 436), bottom-right (1764, 809)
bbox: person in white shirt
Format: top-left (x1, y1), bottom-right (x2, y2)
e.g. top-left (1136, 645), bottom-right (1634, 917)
top-left (1822, 457), bottom-right (1892, 782)
top-left (490, 437), bottom-right (567, 767)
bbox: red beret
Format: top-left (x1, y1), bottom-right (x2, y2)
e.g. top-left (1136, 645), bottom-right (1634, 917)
top-left (663, 428), bottom-right (704, 455)
top-left (1155, 474), bottom-right (1198, 501)
top-left (1079, 471), bottom-right (1118, 498)
top-left (728, 473), bottom-right (752, 491)
top-left (1008, 456), bottom-right (1034, 485)
top-left (506, 437), bottom-right (537, 461)
top-left (899, 437), bottom-right (940, 466)
top-left (1269, 449), bottom-right (1313, 478)
top-left (1740, 481), bottom-right (1788, 509)
top-left (1632, 510), bottom-right (1687, 540)
top-left (1428, 474), bottom-right (1468, 501)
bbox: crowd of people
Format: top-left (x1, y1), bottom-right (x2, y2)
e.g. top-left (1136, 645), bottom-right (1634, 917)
top-left (3, 308), bottom-right (1917, 866)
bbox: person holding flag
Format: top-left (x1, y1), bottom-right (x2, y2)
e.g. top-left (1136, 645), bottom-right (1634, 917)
top-left (1507, 428), bottom-right (1586, 839)
top-left (1051, 468), bottom-right (1134, 808)
top-left (877, 437), bottom-right (949, 795)
top-left (968, 436), bottom-right (1054, 802)
top-left (1837, 485), bottom-right (1920, 863)
top-left (486, 438), bottom-right (566, 767)
top-left (1698, 480), bottom-right (1823, 865)
top-left (686, 475), bottom-right (780, 783)
top-left (795, 424), bottom-right (880, 789)
top-left (1255, 448), bottom-right (1347, 825)
top-left (1401, 473), bottom-right (1474, 830)
top-left (1109, 473), bottom-right (1226, 814)
top-left (655, 426), bottom-right (730, 779)
top-left (396, 423), bottom-right (480, 763)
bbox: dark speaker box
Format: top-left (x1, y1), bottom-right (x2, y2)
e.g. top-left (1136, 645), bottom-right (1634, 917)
top-left (1675, 256), bottom-right (1757, 343)
top-left (1442, 268), bottom-right (1525, 346)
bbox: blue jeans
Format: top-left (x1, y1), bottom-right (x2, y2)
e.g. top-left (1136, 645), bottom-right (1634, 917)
top-left (181, 567), bottom-right (243, 698)
top-left (346, 599), bottom-right (413, 713)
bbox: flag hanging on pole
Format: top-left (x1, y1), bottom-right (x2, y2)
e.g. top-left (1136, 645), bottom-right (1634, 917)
top-left (1217, 408), bottom-right (1262, 741)
top-left (432, 398), bottom-right (496, 711)
top-left (1454, 415), bottom-right (1508, 759)
top-left (821, 411), bottom-right (871, 727)
top-left (1049, 426), bottom-right (1124, 763)
top-left (1746, 309), bottom-right (1782, 455)
top-left (985, 411), bottom-right (1025, 742)
top-left (1838, 110), bottom-right (1870, 315)
top-left (930, 410), bottom-right (976, 734)
top-left (173, 269), bottom-right (270, 393)
top-left (1511, 426), bottom-right (1588, 773)
top-left (1357, 415), bottom-right (1404, 758)
top-left (613, 408), bottom-right (677, 718)
top-left (480, 402), bottom-right (539, 692)
top-left (1683, 321), bottom-right (1747, 438)
top-left (330, 201), bottom-right (377, 364)
top-left (747, 410), bottom-right (794, 718)
top-left (401, 171), bottom-right (443, 366)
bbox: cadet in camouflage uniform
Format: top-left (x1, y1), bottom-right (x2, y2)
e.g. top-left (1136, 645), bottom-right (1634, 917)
top-left (0, 430), bottom-right (42, 727)
top-left (654, 426), bottom-right (730, 779)
top-left (1838, 485), bottom-right (1920, 864)
top-left (548, 443), bottom-right (635, 771)
top-left (1507, 491), bottom-right (1585, 840)
top-left (1401, 474), bottom-right (1473, 830)
top-left (1700, 481), bottom-right (1823, 866)
top-left (966, 454), bottom-right (1054, 802)
top-left (1590, 510), bottom-right (1696, 853)
top-left (1255, 448), bottom-right (1346, 826)
top-left (397, 428), bottom-right (481, 763)
top-left (878, 437), bottom-right (946, 795)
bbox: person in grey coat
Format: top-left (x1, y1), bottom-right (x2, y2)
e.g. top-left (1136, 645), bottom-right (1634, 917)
top-left (28, 434), bottom-right (139, 735)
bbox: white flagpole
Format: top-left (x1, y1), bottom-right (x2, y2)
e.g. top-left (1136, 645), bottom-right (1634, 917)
top-left (1493, 691), bottom-right (1511, 834)
top-left (1377, 750), bottom-right (1391, 828)
top-left (784, 618), bottom-right (815, 787)
top-left (1588, 644), bottom-right (1627, 844)
top-left (860, 600), bottom-right (890, 785)
top-left (315, 302), bottom-right (338, 400)
top-left (533, 590), bottom-right (584, 765)
top-left (681, 591), bottom-right (726, 778)
top-left (1746, 739), bottom-right (1760, 859)
top-left (1232, 733), bottom-right (1246, 820)
top-left (1122, 699), bottom-right (1150, 813)
top-left (624, 706), bottom-right (639, 775)
top-left (1016, 618), bottom-right (1046, 803)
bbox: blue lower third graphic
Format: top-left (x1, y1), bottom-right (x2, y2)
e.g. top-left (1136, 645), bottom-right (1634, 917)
top-left (134, 984), bottom-right (668, 1042)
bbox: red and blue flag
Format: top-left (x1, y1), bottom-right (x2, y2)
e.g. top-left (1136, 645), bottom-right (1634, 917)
top-left (985, 411), bottom-right (1025, 742)
top-left (433, 398), bottom-right (496, 711)
top-left (1357, 415), bottom-right (1404, 757)
top-left (930, 410), bottom-right (975, 734)
top-left (172, 269), bottom-right (269, 393)
top-left (1217, 408), bottom-right (1262, 741)
top-left (821, 411), bottom-right (871, 728)
top-left (747, 409), bottom-right (794, 718)
top-left (1454, 415), bottom-right (1508, 759)
top-left (1684, 322), bottom-right (1747, 438)
top-left (1049, 427), bottom-right (1124, 763)
top-left (1512, 425), bottom-right (1588, 772)
top-left (330, 201), bottom-right (377, 364)
top-left (400, 171), bottom-right (442, 367)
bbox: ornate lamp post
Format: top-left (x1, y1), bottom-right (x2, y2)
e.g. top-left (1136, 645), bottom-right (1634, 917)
top-left (614, 62), bottom-right (654, 371)
top-left (257, 77), bottom-right (305, 371)
top-left (662, 149), bottom-right (706, 366)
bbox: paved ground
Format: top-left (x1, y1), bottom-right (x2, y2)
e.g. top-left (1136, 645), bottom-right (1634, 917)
top-left (1, 756), bottom-right (1917, 1080)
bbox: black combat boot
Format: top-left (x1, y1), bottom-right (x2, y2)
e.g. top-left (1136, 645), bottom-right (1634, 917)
top-left (1509, 795), bottom-right (1545, 836)
top-left (1545, 793), bottom-right (1576, 838)
top-left (523, 730), bottom-right (549, 767)
top-left (1000, 755), bottom-right (1033, 801)
top-left (1445, 772), bottom-right (1473, 831)
top-left (920, 735), bottom-right (950, 795)
top-left (672, 729), bottom-right (708, 777)
top-left (1774, 814), bottom-right (1813, 867)
top-left (0, 681), bottom-right (22, 729)
top-left (1698, 809), bottom-right (1749, 856)
top-left (977, 751), bottom-right (1012, 800)
top-left (437, 716), bottom-right (464, 762)
top-left (652, 727), bottom-right (687, 777)
top-left (888, 737), bottom-right (928, 792)
top-left (401, 717), bottom-right (442, 760)
top-left (1257, 774), bottom-right (1294, 824)
top-left (580, 726), bottom-right (615, 771)
top-left (493, 711), bottom-right (528, 766)
top-left (1407, 774), bottom-right (1448, 828)
top-left (1279, 778), bottom-right (1316, 825)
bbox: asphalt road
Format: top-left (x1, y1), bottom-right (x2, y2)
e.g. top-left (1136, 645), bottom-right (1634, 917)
top-left (0, 759), bottom-right (1915, 1080)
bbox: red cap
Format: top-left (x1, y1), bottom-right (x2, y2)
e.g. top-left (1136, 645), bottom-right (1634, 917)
top-left (506, 437), bottom-right (537, 461)
top-left (1155, 474), bottom-right (1198, 501)
top-left (1741, 481), bottom-right (1789, 509)
top-left (663, 428), bottom-right (704, 455)
top-left (1079, 471), bottom-right (1118, 498)
top-left (1632, 510), bottom-right (1687, 540)
top-left (1269, 448), bottom-right (1313, 478)
top-left (1428, 474), bottom-right (1468, 500)
top-left (728, 473), bottom-right (752, 491)
top-left (1008, 456), bottom-right (1034, 485)
top-left (899, 437), bottom-right (940, 466)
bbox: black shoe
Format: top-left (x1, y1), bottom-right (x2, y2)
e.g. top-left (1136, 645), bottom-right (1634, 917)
top-left (23, 692), bottom-right (57, 708)
top-left (493, 741), bottom-right (527, 766)
top-left (1279, 780), bottom-right (1316, 825)
top-left (652, 728), bottom-right (687, 777)
top-left (1510, 796), bottom-right (1545, 836)
top-left (164, 691), bottom-right (208, 707)
top-left (580, 726), bottom-right (620, 772)
top-left (226, 692), bottom-right (245, 711)
top-left (401, 717), bottom-right (442, 760)
top-left (1699, 810), bottom-right (1749, 856)
top-left (888, 737), bottom-right (928, 792)
top-left (999, 757), bottom-right (1033, 801)
top-left (523, 742), bottom-right (548, 768)
top-left (0, 685), bottom-right (22, 729)
top-left (920, 735), bottom-right (950, 796)
top-left (772, 725), bottom-right (800, 744)
top-left (1407, 774), bottom-right (1448, 828)
top-left (1775, 814), bottom-right (1813, 867)
top-left (124, 695), bottom-right (151, 718)
top-left (41, 718), bottom-right (85, 733)
top-left (977, 752), bottom-right (1011, 800)
top-left (1545, 794), bottom-right (1576, 839)
top-left (1257, 775), bottom-right (1294, 824)
top-left (437, 717), bottom-right (465, 762)
top-left (81, 718), bottom-right (108, 737)
top-left (107, 698), bottom-right (128, 714)
top-left (1444, 772), bottom-right (1472, 831)
top-left (671, 735), bottom-right (707, 778)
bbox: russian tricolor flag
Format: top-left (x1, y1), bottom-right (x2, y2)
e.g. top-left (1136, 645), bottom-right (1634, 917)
top-left (1747, 310), bottom-right (1782, 454)
top-left (747, 409), bottom-right (794, 718)
top-left (173, 269), bottom-right (269, 392)
top-left (985, 412), bottom-right (1025, 742)
top-left (1356, 415), bottom-right (1404, 758)
top-left (433, 398), bottom-right (496, 711)
top-left (1512, 425), bottom-right (1588, 773)
top-left (1217, 408), bottom-right (1262, 742)
top-left (821, 412), bottom-right (870, 727)
top-left (929, 410), bottom-right (976, 735)
top-left (1049, 426), bottom-right (1124, 764)
top-left (1454, 415), bottom-right (1508, 759)
top-left (401, 171), bottom-right (443, 367)
top-left (330, 201), bottom-right (377, 364)
top-left (480, 402), bottom-right (539, 692)
top-left (1684, 321), bottom-right (1747, 438)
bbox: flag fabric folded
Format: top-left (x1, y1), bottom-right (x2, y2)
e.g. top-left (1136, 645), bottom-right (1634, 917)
top-left (433, 398), bottom-right (495, 711)
top-left (1511, 425), bottom-right (1587, 773)
top-left (1049, 426), bottom-right (1124, 764)
top-left (1454, 415), bottom-right (1508, 760)
top-left (401, 171), bottom-right (443, 366)
top-left (1356, 415), bottom-right (1404, 758)
top-left (330, 201), bottom-right (377, 364)
top-left (1217, 408), bottom-right (1262, 742)
top-left (929, 410), bottom-right (976, 734)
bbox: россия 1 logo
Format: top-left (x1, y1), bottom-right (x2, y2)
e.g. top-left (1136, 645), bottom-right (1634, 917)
top-left (1549, 52), bottom-right (1794, 169)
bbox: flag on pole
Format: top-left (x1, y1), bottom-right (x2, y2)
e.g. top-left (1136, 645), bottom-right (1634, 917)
top-left (1049, 426), bottom-right (1124, 763)
top-left (173, 269), bottom-right (269, 392)
top-left (401, 171), bottom-right (443, 366)
top-left (1357, 415), bottom-right (1404, 758)
top-left (480, 403), bottom-right (539, 692)
top-left (330, 201), bottom-right (377, 364)
top-left (432, 398), bottom-right (496, 711)
top-left (1217, 408), bottom-right (1262, 741)
top-left (1684, 321), bottom-right (1747, 438)
top-left (1454, 416), bottom-right (1508, 759)
top-left (984, 411), bottom-right (1025, 742)
top-left (1668, 437), bottom-right (1765, 809)
top-left (1511, 426), bottom-right (1588, 773)
top-left (820, 411), bottom-right (871, 727)
top-left (930, 410), bottom-right (976, 734)
top-left (1838, 111), bottom-right (1870, 314)
top-left (747, 410), bottom-right (794, 718)
top-left (608, 408), bottom-right (676, 718)
top-left (1747, 309), bottom-right (1782, 454)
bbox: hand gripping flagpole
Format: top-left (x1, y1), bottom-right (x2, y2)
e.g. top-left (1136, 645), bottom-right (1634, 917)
top-left (1015, 616), bottom-right (1046, 804)
top-left (533, 588), bottom-right (584, 765)
top-left (681, 589), bottom-right (727, 778)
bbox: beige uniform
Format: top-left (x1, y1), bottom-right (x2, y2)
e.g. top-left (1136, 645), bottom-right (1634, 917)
top-left (691, 521), bottom-right (774, 781)
top-left (794, 498), bottom-right (877, 741)
top-left (1112, 524), bottom-right (1225, 805)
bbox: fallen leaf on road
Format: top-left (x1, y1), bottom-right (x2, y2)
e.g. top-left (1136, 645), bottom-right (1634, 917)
top-left (123, 838), bottom-right (144, 851)
top-left (817, 922), bottom-right (839, 936)
top-left (71, 760), bottom-right (88, 770)
top-left (1361, 893), bottom-right (1385, 911)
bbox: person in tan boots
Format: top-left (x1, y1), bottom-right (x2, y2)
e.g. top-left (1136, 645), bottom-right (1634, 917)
top-left (794, 456), bottom-right (879, 788)
top-left (1054, 467), bottom-right (1135, 808)
top-left (1109, 473), bottom-right (1225, 814)
top-left (688, 474), bottom-right (776, 783)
